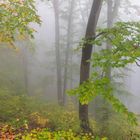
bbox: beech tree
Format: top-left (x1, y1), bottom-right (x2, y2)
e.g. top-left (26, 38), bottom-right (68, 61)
top-left (0, 0), bottom-right (40, 47)
top-left (68, 0), bottom-right (140, 133)
top-left (69, 22), bottom-right (140, 132)
top-left (79, 0), bottom-right (103, 132)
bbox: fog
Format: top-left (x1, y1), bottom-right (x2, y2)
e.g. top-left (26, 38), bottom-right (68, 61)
top-left (0, 0), bottom-right (140, 138)
top-left (1, 0), bottom-right (140, 107)
top-left (29, 0), bottom-right (140, 113)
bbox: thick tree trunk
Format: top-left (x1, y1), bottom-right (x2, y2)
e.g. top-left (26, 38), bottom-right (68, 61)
top-left (79, 0), bottom-right (103, 132)
top-left (53, 0), bottom-right (63, 105)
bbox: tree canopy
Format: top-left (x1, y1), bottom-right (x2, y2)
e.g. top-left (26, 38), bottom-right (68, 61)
top-left (0, 0), bottom-right (41, 47)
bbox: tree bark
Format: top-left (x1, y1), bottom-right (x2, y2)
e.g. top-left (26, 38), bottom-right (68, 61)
top-left (79, 0), bottom-right (103, 132)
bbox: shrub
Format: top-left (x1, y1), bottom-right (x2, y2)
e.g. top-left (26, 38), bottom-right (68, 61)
top-left (41, 102), bottom-right (80, 132)
top-left (104, 113), bottom-right (140, 140)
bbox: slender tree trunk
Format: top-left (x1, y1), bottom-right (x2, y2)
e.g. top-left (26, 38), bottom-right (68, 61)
top-left (63, 0), bottom-right (75, 105)
top-left (53, 0), bottom-right (63, 105)
top-left (70, 50), bottom-right (73, 89)
top-left (79, 0), bottom-right (103, 132)
top-left (99, 0), bottom-right (120, 135)
top-left (21, 42), bottom-right (29, 95)
top-left (106, 0), bottom-right (120, 90)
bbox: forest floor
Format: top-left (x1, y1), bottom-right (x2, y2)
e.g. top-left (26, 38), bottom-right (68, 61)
top-left (0, 115), bottom-right (140, 140)
top-left (0, 95), bottom-right (140, 140)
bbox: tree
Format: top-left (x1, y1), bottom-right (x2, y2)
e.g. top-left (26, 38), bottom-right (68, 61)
top-left (21, 43), bottom-right (30, 95)
top-left (0, 0), bottom-right (40, 47)
top-left (68, 0), bottom-right (140, 133)
top-left (69, 21), bottom-right (140, 133)
top-left (79, 0), bottom-right (103, 132)
top-left (53, 0), bottom-right (63, 105)
top-left (0, 0), bottom-right (40, 97)
top-left (63, 0), bottom-right (76, 105)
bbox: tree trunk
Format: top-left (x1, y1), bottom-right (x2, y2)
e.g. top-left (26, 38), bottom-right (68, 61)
top-left (99, 0), bottom-right (120, 135)
top-left (79, 0), bottom-right (103, 132)
top-left (63, 0), bottom-right (75, 105)
top-left (53, 0), bottom-right (63, 105)
top-left (21, 41), bottom-right (29, 96)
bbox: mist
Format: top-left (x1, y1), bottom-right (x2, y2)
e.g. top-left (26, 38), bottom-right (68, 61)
top-left (32, 0), bottom-right (140, 112)
top-left (0, 0), bottom-right (140, 139)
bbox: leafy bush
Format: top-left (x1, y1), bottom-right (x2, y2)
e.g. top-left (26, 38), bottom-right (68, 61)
top-left (94, 112), bottom-right (140, 140)
top-left (41, 102), bottom-right (80, 132)
top-left (0, 91), bottom-right (80, 131)
top-left (107, 113), bottom-right (140, 140)
top-left (0, 89), bottom-right (24, 122)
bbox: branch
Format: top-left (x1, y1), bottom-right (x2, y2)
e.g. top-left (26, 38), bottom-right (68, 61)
top-left (135, 61), bottom-right (140, 67)
top-left (82, 32), bottom-right (106, 46)
top-left (92, 31), bottom-right (106, 40)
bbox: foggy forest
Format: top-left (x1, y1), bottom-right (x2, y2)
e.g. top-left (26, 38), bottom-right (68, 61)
top-left (0, 0), bottom-right (140, 139)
